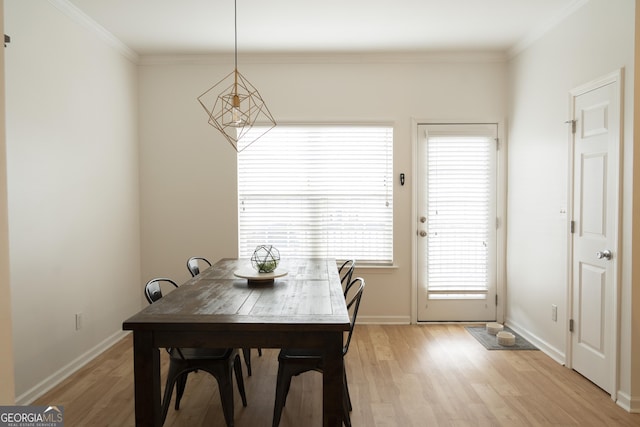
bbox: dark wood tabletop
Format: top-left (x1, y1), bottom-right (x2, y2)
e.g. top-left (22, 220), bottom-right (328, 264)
top-left (123, 257), bottom-right (350, 426)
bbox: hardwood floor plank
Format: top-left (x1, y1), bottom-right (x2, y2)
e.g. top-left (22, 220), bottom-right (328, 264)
top-left (33, 325), bottom-right (639, 426)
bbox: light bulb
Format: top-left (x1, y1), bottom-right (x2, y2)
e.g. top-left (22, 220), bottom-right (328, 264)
top-left (230, 94), bottom-right (244, 126)
top-left (231, 107), bottom-right (242, 125)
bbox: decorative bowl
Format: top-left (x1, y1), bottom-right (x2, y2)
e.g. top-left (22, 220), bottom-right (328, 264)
top-left (497, 331), bottom-right (516, 346)
top-left (486, 322), bottom-right (504, 335)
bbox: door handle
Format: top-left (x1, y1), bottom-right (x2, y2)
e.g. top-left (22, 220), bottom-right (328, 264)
top-left (596, 249), bottom-right (612, 260)
top-left (419, 230), bottom-right (427, 237)
top-left (420, 216), bottom-right (426, 223)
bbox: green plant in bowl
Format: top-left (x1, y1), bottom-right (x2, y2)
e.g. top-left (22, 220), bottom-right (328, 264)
top-left (257, 259), bottom-right (278, 273)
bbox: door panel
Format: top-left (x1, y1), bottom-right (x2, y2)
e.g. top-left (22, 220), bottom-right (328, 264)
top-left (581, 154), bottom-right (606, 235)
top-left (577, 263), bottom-right (605, 354)
top-left (570, 74), bottom-right (620, 395)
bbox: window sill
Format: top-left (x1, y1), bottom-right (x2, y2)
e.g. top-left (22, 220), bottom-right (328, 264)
top-left (353, 263), bottom-right (399, 272)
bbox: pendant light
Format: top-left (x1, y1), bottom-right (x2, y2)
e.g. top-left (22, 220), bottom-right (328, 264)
top-left (197, 0), bottom-right (276, 152)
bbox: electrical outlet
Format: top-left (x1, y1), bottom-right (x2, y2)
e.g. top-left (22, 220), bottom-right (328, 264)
top-left (551, 305), bottom-right (558, 322)
top-left (75, 313), bottom-right (83, 331)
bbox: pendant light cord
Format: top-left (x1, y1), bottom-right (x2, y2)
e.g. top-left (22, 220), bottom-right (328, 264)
top-left (234, 0), bottom-right (238, 71)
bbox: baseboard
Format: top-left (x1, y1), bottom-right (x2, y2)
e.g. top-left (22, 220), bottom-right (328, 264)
top-left (357, 315), bottom-right (410, 324)
top-left (504, 319), bottom-right (566, 365)
top-left (616, 390), bottom-right (640, 413)
top-left (15, 330), bottom-right (130, 405)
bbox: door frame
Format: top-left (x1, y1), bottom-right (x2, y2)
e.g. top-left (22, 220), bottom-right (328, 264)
top-left (566, 69), bottom-right (623, 400)
top-left (411, 118), bottom-right (507, 324)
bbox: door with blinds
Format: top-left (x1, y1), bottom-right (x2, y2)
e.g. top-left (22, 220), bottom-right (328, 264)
top-left (417, 124), bottom-right (498, 321)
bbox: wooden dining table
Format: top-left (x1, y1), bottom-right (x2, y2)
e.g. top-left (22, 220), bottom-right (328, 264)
top-left (122, 257), bottom-right (351, 426)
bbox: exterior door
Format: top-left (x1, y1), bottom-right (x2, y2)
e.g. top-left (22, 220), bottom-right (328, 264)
top-left (417, 124), bottom-right (498, 321)
top-left (569, 72), bottom-right (621, 395)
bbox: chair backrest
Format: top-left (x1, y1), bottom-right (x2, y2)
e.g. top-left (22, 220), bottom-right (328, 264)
top-left (343, 277), bottom-right (365, 356)
top-left (144, 278), bottom-right (179, 304)
top-left (143, 278), bottom-right (184, 359)
top-left (338, 259), bottom-right (356, 295)
top-left (186, 256), bottom-right (212, 277)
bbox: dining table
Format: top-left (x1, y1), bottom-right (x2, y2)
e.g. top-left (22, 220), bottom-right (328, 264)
top-left (122, 257), bottom-right (351, 426)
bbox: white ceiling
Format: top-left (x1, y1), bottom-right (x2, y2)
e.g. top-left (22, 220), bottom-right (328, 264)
top-left (65, 0), bottom-right (586, 56)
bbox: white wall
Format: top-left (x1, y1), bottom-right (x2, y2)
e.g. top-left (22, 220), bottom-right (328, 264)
top-left (633, 0), bottom-right (640, 410)
top-left (0, 0), bottom-right (16, 405)
top-left (4, 1), bottom-right (141, 402)
top-left (507, 0), bottom-right (637, 409)
top-left (138, 54), bottom-right (508, 323)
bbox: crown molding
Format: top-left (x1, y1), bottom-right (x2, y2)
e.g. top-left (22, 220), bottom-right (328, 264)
top-left (139, 50), bottom-right (508, 66)
top-left (46, 0), bottom-right (583, 66)
top-left (47, 0), bottom-right (139, 63)
top-left (508, 0), bottom-right (590, 58)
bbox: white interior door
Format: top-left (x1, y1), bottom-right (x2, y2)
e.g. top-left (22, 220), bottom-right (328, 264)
top-left (417, 124), bottom-right (497, 321)
top-left (569, 72), bottom-right (621, 395)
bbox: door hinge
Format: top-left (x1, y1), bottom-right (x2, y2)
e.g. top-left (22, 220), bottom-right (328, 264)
top-left (495, 294), bottom-right (498, 306)
top-left (495, 137), bottom-right (499, 151)
top-left (569, 319), bottom-right (574, 332)
top-left (570, 220), bottom-right (575, 234)
top-left (565, 119), bottom-right (577, 134)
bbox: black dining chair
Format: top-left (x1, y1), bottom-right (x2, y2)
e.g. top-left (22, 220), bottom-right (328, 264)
top-left (338, 259), bottom-right (356, 296)
top-left (271, 277), bottom-right (365, 427)
top-left (144, 278), bottom-right (247, 427)
top-left (186, 256), bottom-right (212, 277)
top-left (186, 256), bottom-right (263, 376)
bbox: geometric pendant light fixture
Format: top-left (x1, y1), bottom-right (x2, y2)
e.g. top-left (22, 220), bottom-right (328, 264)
top-left (197, 0), bottom-right (276, 153)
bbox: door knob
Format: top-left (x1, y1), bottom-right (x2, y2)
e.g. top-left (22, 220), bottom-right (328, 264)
top-left (419, 230), bottom-right (427, 237)
top-left (596, 249), bottom-right (612, 260)
top-left (420, 216), bottom-right (426, 223)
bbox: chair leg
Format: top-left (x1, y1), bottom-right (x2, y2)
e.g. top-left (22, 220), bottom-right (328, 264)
top-left (342, 398), bottom-right (352, 427)
top-left (233, 354), bottom-right (248, 407)
top-left (242, 348), bottom-right (252, 376)
top-left (343, 368), bottom-right (352, 411)
top-left (211, 366), bottom-right (236, 427)
top-left (342, 376), bottom-right (352, 427)
top-left (175, 372), bottom-right (189, 410)
top-left (161, 363), bottom-right (181, 425)
top-left (272, 364), bottom-right (294, 427)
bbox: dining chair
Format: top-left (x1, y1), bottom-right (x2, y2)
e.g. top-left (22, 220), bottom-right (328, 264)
top-left (271, 277), bottom-right (365, 427)
top-left (144, 278), bottom-right (247, 427)
top-left (186, 256), bottom-right (212, 277)
top-left (186, 256), bottom-right (263, 376)
top-left (338, 259), bottom-right (356, 296)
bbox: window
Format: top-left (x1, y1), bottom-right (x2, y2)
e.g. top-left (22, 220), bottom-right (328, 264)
top-left (238, 125), bottom-right (393, 263)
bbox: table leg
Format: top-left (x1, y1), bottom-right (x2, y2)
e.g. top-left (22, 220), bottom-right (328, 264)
top-left (323, 333), bottom-right (344, 427)
top-left (132, 331), bottom-right (161, 426)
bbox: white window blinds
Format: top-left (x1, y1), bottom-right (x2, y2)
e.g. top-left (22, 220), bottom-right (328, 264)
top-left (238, 125), bottom-right (393, 263)
top-left (426, 127), bottom-right (496, 299)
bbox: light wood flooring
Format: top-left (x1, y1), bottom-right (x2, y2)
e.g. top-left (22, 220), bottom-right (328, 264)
top-left (34, 324), bottom-right (639, 426)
